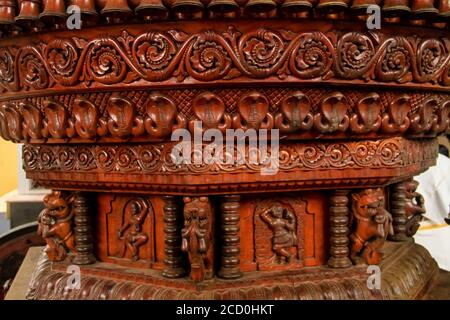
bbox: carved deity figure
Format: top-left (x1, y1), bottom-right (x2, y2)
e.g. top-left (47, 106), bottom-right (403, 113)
top-left (260, 205), bottom-right (298, 264)
top-left (37, 191), bottom-right (76, 261)
top-left (350, 188), bottom-right (393, 265)
top-left (117, 199), bottom-right (149, 261)
top-left (404, 180), bottom-right (426, 237)
top-left (181, 197), bottom-right (213, 282)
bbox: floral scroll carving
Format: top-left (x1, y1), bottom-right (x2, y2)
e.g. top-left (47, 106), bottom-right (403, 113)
top-left (2, 27), bottom-right (450, 94)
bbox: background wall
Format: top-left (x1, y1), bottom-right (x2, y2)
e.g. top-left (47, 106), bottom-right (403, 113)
top-left (0, 141), bottom-right (18, 196)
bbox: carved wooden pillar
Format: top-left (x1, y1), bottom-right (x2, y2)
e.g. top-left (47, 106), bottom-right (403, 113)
top-left (389, 182), bottom-right (408, 241)
top-left (328, 190), bottom-right (352, 268)
top-left (218, 195), bottom-right (242, 279)
top-left (72, 192), bottom-right (96, 265)
top-left (162, 196), bottom-right (185, 278)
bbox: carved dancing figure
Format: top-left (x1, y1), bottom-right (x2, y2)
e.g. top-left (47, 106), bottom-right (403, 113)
top-left (350, 188), bottom-right (393, 265)
top-left (117, 199), bottom-right (149, 261)
top-left (37, 191), bottom-right (76, 261)
top-left (260, 205), bottom-right (298, 264)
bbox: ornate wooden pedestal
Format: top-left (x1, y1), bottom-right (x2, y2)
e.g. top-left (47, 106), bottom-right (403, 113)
top-left (0, 0), bottom-right (449, 300)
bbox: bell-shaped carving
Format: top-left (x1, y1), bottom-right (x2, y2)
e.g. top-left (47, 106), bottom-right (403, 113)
top-left (208, 0), bottom-right (239, 16)
top-left (316, 0), bottom-right (349, 15)
top-left (437, 0), bottom-right (450, 21)
top-left (411, 0), bottom-right (439, 19)
top-left (69, 0), bottom-right (98, 24)
top-left (39, 0), bottom-right (67, 28)
top-left (101, 0), bottom-right (133, 22)
top-left (135, 0), bottom-right (168, 20)
top-left (170, 0), bottom-right (204, 14)
top-left (15, 0), bottom-right (42, 29)
top-left (0, 0), bottom-right (16, 25)
top-left (382, 0), bottom-right (410, 17)
top-left (351, 0), bottom-right (381, 15)
top-left (244, 0), bottom-right (277, 15)
top-left (281, 0), bottom-right (315, 17)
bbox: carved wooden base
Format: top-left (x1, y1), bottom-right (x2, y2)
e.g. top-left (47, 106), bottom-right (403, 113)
top-left (26, 241), bottom-right (438, 300)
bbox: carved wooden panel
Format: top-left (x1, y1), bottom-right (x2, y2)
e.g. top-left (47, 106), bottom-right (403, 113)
top-left (239, 192), bottom-right (326, 272)
top-left (96, 194), bottom-right (165, 269)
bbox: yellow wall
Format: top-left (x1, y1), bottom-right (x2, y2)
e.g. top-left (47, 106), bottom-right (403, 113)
top-left (0, 140), bottom-right (17, 196)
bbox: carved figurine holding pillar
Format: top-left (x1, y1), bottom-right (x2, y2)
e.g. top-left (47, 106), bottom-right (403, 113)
top-left (181, 196), bottom-right (214, 282)
top-left (37, 190), bottom-right (76, 262)
top-left (404, 179), bottom-right (426, 237)
top-left (349, 188), bottom-right (394, 265)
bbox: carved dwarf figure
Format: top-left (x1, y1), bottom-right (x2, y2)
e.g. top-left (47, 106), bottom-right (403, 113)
top-left (37, 191), bottom-right (76, 261)
top-left (404, 180), bottom-right (426, 237)
top-left (350, 188), bottom-right (393, 265)
top-left (117, 199), bottom-right (149, 261)
top-left (260, 205), bottom-right (298, 264)
top-left (181, 196), bottom-right (214, 282)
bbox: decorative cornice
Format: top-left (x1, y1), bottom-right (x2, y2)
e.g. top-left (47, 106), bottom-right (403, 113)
top-left (23, 137), bottom-right (438, 193)
top-left (1, 89), bottom-right (449, 143)
top-left (1, 25), bottom-right (450, 96)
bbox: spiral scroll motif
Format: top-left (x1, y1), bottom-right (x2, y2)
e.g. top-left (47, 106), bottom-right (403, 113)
top-left (45, 39), bottom-right (79, 85)
top-left (240, 30), bottom-right (284, 76)
top-left (188, 39), bottom-right (232, 81)
top-left (375, 38), bottom-right (412, 82)
top-left (290, 33), bottom-right (334, 79)
top-left (336, 33), bottom-right (375, 78)
top-left (132, 32), bottom-right (177, 81)
top-left (0, 28), bottom-right (450, 92)
top-left (18, 49), bottom-right (49, 90)
top-left (86, 41), bottom-right (127, 85)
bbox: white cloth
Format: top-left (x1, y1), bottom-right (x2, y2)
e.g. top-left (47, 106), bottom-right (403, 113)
top-left (415, 154), bottom-right (450, 224)
top-left (413, 153), bottom-right (450, 271)
top-left (414, 224), bottom-right (450, 271)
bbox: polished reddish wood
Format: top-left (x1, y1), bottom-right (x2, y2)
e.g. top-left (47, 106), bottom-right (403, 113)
top-left (0, 0), bottom-right (447, 300)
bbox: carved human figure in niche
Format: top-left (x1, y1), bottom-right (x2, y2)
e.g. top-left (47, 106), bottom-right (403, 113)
top-left (181, 197), bottom-right (213, 282)
top-left (260, 205), bottom-right (298, 264)
top-left (404, 180), bottom-right (426, 237)
top-left (37, 191), bottom-right (76, 261)
top-left (117, 199), bottom-right (149, 261)
top-left (350, 188), bottom-right (393, 265)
